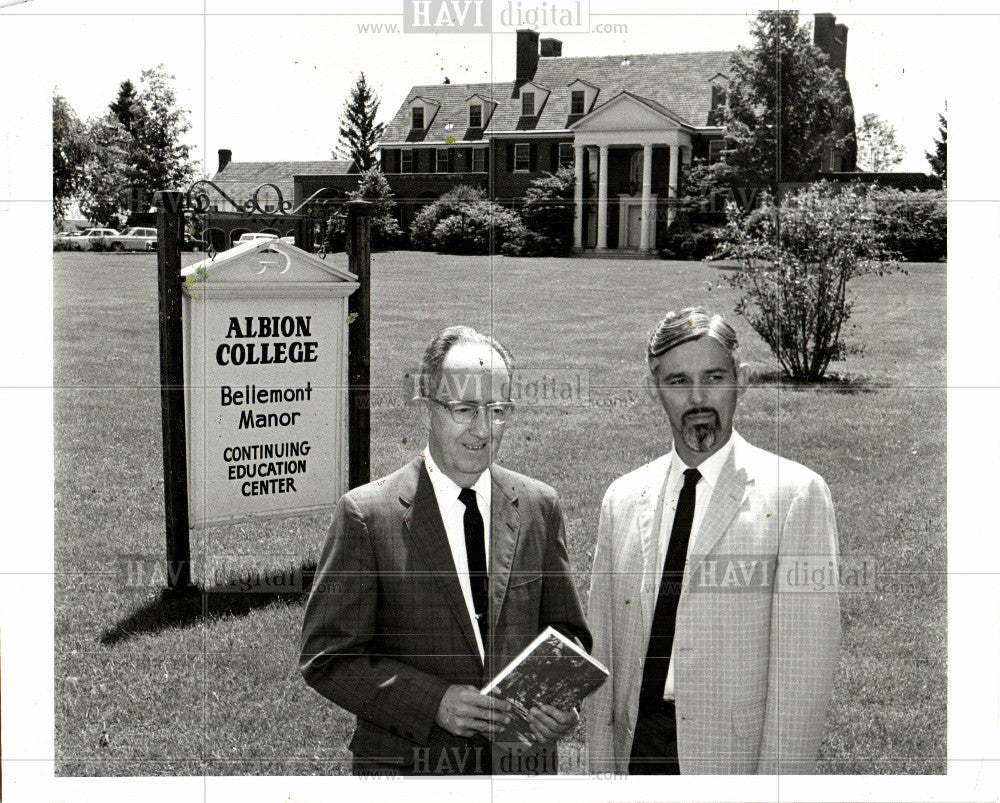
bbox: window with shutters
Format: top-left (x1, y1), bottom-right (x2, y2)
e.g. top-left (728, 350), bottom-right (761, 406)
top-left (558, 143), bottom-right (575, 169)
top-left (514, 143), bottom-right (531, 172)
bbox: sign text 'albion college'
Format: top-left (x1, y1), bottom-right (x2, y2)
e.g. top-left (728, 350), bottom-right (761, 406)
top-left (216, 315), bottom-right (319, 366)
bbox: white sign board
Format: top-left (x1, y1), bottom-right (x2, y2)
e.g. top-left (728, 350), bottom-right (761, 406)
top-left (181, 239), bottom-right (358, 527)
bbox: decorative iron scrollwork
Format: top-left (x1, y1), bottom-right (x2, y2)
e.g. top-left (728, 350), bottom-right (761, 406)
top-left (182, 180), bottom-right (343, 219)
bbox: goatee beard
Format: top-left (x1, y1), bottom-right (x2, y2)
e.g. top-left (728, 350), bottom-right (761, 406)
top-left (681, 409), bottom-right (720, 453)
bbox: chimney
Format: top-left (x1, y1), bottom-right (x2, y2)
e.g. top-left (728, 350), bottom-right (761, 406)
top-left (516, 29), bottom-right (540, 84)
top-left (540, 38), bottom-right (562, 57)
top-left (813, 13), bottom-right (847, 75)
top-left (218, 148), bottom-right (232, 172)
top-left (832, 22), bottom-right (849, 75)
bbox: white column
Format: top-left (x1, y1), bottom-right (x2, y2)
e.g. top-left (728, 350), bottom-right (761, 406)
top-left (639, 143), bottom-right (654, 252)
top-left (667, 144), bottom-right (681, 227)
top-left (596, 144), bottom-right (608, 250)
top-left (573, 144), bottom-right (584, 249)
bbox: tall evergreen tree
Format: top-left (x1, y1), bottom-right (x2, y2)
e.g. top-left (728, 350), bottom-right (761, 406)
top-left (337, 73), bottom-right (384, 170)
top-left (926, 113), bottom-right (947, 181)
top-left (720, 10), bottom-right (852, 192)
top-left (109, 79), bottom-right (138, 135)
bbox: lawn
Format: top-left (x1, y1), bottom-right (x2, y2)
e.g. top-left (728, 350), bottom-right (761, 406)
top-left (54, 249), bottom-right (946, 775)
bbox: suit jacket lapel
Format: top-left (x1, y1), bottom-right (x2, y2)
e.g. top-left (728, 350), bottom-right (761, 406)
top-left (401, 459), bottom-right (483, 663)
top-left (639, 468), bottom-right (671, 630)
top-left (684, 445), bottom-right (752, 590)
top-left (488, 470), bottom-right (520, 632)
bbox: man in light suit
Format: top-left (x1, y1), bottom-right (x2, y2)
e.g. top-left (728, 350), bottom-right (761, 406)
top-left (586, 307), bottom-right (839, 774)
top-left (301, 325), bottom-right (591, 776)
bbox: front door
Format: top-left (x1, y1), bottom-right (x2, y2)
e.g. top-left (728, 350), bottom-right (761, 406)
top-left (627, 203), bottom-right (642, 248)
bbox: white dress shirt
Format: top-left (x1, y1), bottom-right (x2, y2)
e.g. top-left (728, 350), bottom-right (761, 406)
top-left (657, 432), bottom-right (737, 699)
top-left (424, 447), bottom-right (492, 662)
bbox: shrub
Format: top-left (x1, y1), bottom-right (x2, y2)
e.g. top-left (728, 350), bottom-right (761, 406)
top-left (410, 185), bottom-right (487, 250)
top-left (868, 187), bottom-right (946, 262)
top-left (717, 181), bottom-right (901, 381)
top-left (519, 167), bottom-right (575, 256)
top-left (324, 168), bottom-right (404, 253)
top-left (409, 186), bottom-right (528, 255)
top-left (658, 159), bottom-right (731, 261)
top-left (429, 202), bottom-right (527, 255)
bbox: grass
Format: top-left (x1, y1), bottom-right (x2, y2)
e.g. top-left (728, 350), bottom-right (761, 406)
top-left (54, 249), bottom-right (945, 775)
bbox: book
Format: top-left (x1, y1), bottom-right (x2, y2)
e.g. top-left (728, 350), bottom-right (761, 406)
top-left (480, 626), bottom-right (609, 746)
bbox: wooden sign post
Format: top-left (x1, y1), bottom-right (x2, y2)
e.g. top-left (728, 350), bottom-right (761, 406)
top-left (346, 200), bottom-right (373, 491)
top-left (154, 190), bottom-right (193, 592)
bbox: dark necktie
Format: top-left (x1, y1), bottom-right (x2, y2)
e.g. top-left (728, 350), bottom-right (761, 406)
top-left (458, 487), bottom-right (489, 642)
top-left (639, 467), bottom-right (701, 707)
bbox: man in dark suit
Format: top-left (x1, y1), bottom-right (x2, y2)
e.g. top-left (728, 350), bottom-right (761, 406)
top-left (300, 325), bottom-right (592, 776)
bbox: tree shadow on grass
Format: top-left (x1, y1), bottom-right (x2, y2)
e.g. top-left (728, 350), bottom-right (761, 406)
top-left (98, 560), bottom-right (318, 646)
top-left (747, 368), bottom-right (889, 395)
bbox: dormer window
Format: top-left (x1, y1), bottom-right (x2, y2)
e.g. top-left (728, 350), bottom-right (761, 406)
top-left (521, 92), bottom-right (535, 117)
top-left (411, 106), bottom-right (424, 129)
top-left (469, 104), bottom-right (482, 128)
top-left (708, 74), bottom-right (730, 125)
top-left (567, 79), bottom-right (597, 116)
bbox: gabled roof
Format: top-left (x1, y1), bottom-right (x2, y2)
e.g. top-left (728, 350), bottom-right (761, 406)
top-left (209, 160), bottom-right (358, 205)
top-left (381, 50), bottom-right (733, 143)
top-left (183, 238), bottom-right (358, 284)
top-left (569, 90), bottom-right (696, 131)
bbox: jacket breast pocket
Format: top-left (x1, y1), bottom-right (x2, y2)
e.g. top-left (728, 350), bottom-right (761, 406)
top-left (731, 698), bottom-right (766, 739)
top-left (506, 573), bottom-right (542, 600)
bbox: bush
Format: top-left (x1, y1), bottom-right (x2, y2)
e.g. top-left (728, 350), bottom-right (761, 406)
top-left (658, 159), bottom-right (729, 261)
top-left (869, 187), bottom-right (946, 262)
top-left (717, 181), bottom-right (901, 381)
top-left (519, 167), bottom-right (575, 256)
top-left (659, 222), bottom-right (718, 260)
top-left (324, 168), bottom-right (404, 253)
top-left (410, 185), bottom-right (487, 250)
top-left (410, 186), bottom-right (528, 255)
top-left (430, 202), bottom-right (527, 255)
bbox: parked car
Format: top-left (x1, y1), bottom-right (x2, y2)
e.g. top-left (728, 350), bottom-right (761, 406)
top-left (65, 228), bottom-right (120, 251)
top-left (107, 227), bottom-right (157, 252)
top-left (53, 230), bottom-right (87, 247)
top-left (236, 232), bottom-right (278, 244)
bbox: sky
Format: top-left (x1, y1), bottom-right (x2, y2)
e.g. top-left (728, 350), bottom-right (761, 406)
top-left (11, 1), bottom-right (955, 175)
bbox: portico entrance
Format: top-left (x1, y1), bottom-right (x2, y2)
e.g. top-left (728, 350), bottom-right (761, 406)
top-left (569, 91), bottom-right (694, 254)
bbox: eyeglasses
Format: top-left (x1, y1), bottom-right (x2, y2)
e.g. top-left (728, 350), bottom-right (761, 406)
top-left (426, 397), bottom-right (515, 426)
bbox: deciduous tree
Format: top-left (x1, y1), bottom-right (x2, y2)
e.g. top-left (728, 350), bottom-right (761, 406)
top-left (77, 114), bottom-right (133, 227)
top-left (52, 92), bottom-right (90, 223)
top-left (127, 66), bottom-right (197, 203)
top-left (720, 11), bottom-right (852, 192)
top-left (856, 112), bottom-right (905, 172)
top-left (718, 182), bottom-right (900, 381)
